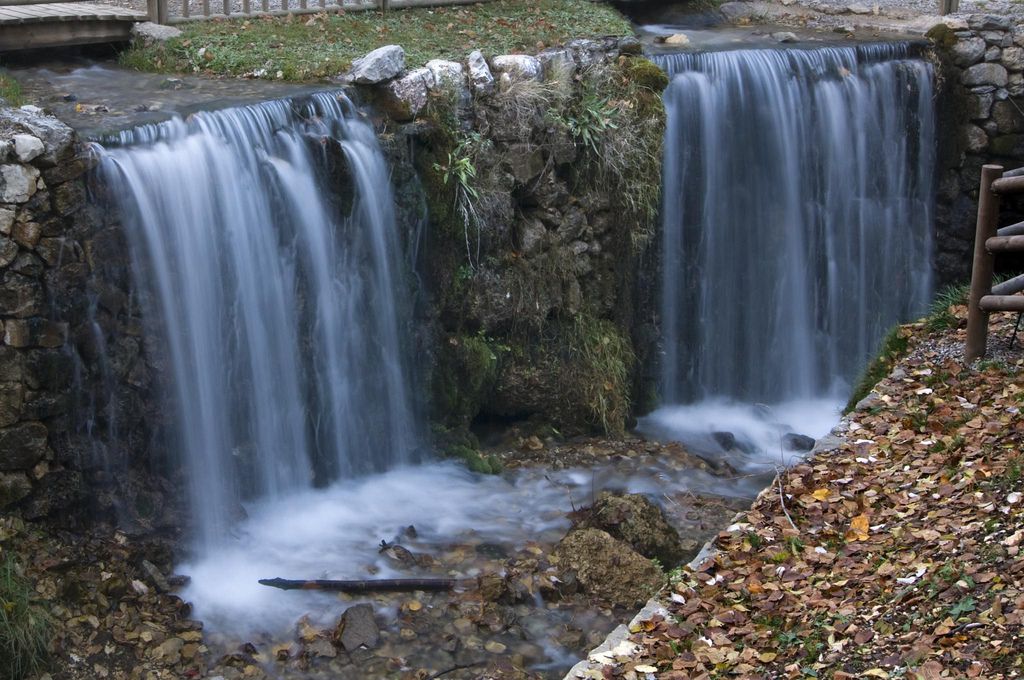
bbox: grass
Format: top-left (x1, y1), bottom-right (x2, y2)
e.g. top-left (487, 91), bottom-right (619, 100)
top-left (844, 325), bottom-right (910, 413)
top-left (0, 71), bottom-right (23, 106)
top-left (120, 0), bottom-right (633, 81)
top-left (0, 555), bottom-right (50, 680)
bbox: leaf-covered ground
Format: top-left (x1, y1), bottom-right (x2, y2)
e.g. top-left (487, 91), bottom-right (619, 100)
top-left (587, 305), bottom-right (1024, 679)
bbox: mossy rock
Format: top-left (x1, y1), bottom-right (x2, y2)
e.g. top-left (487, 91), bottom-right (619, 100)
top-left (577, 491), bottom-right (687, 568)
top-left (432, 333), bottom-right (499, 426)
top-left (620, 56), bottom-right (670, 93)
top-left (551, 528), bottom-right (664, 609)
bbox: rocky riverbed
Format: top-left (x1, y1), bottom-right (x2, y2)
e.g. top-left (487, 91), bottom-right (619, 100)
top-left (3, 433), bottom-right (751, 680)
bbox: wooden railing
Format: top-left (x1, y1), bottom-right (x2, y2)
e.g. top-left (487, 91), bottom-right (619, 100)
top-left (147, 0), bottom-right (487, 25)
top-left (965, 164), bottom-right (1024, 361)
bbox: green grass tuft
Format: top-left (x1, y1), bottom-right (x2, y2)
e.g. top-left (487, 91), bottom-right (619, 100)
top-left (120, 0), bottom-right (633, 81)
top-left (0, 71), bottom-right (23, 107)
top-left (0, 556), bottom-right (51, 680)
top-left (845, 326), bottom-right (910, 413)
top-left (926, 281), bottom-right (970, 332)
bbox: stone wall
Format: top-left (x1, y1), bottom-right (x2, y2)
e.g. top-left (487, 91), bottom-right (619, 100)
top-left (930, 15), bottom-right (1024, 284)
top-left (0, 106), bottom-right (167, 525)
top-left (350, 39), bottom-right (668, 441)
top-left (0, 107), bottom-right (88, 514)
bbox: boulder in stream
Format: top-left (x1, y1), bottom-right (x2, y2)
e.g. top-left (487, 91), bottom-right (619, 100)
top-left (334, 603), bottom-right (379, 651)
top-left (782, 432), bottom-right (816, 451)
top-left (551, 528), bottom-right (664, 609)
top-left (576, 491), bottom-right (686, 567)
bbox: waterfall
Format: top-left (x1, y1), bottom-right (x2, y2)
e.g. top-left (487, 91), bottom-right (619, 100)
top-left (655, 43), bottom-right (935, 405)
top-left (95, 93), bottom-right (419, 549)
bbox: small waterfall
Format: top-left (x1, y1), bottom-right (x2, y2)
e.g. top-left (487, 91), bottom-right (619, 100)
top-left (95, 93), bottom-right (419, 549)
top-left (655, 43), bottom-right (935, 404)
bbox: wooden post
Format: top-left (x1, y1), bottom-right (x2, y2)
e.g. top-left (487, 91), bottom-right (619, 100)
top-left (146, 0), bottom-right (168, 24)
top-left (966, 164), bottom-right (1003, 362)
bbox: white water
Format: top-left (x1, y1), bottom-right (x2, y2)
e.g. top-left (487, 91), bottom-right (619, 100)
top-left (97, 93), bottom-right (419, 551)
top-left (179, 459), bottom-right (753, 636)
top-left (649, 43), bottom-right (935, 453)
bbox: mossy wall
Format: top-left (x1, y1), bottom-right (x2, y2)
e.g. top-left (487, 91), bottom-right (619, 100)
top-left (379, 38), bottom-right (667, 443)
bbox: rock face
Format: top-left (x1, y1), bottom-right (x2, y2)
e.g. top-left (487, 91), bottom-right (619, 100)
top-left (467, 50), bottom-right (495, 95)
top-left (378, 68), bottom-right (431, 121)
top-left (926, 21), bottom-right (1024, 285)
top-left (963, 62), bottom-right (1009, 87)
top-left (348, 45), bottom-right (406, 85)
top-left (334, 603), bottom-right (380, 651)
top-left (551, 528), bottom-right (664, 609)
top-left (578, 492), bottom-right (687, 567)
top-left (0, 164), bottom-right (40, 203)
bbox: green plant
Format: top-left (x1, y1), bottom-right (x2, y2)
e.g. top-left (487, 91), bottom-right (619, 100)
top-left (0, 71), bottom-right (22, 106)
top-left (563, 93), bottom-right (619, 155)
top-left (434, 134), bottom-right (482, 269)
top-left (926, 281), bottom-right (970, 332)
top-left (568, 314), bottom-right (635, 434)
top-left (0, 555), bottom-right (50, 680)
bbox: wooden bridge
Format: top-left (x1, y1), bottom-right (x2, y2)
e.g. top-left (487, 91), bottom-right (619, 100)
top-left (0, 0), bottom-right (148, 51)
top-left (0, 0), bottom-right (483, 51)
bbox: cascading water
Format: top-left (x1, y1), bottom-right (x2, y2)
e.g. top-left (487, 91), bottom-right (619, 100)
top-left (645, 43), bottom-right (935, 454)
top-left (95, 93), bottom-right (419, 549)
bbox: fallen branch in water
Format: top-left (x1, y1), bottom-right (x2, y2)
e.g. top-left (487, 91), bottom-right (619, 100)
top-left (258, 577), bottom-right (462, 593)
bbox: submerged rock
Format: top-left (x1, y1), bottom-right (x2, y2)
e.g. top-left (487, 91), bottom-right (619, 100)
top-left (551, 528), bottom-right (664, 609)
top-left (577, 491), bottom-right (686, 567)
top-left (782, 432), bottom-right (816, 451)
top-left (334, 603), bottom-right (379, 652)
top-left (348, 45), bottom-right (406, 85)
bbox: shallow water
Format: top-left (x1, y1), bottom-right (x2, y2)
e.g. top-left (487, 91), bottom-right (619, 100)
top-left (179, 454), bottom-right (754, 641)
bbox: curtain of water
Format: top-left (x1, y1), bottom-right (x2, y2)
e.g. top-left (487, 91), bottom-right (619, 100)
top-left (95, 93), bottom-right (419, 549)
top-left (655, 44), bottom-right (935, 404)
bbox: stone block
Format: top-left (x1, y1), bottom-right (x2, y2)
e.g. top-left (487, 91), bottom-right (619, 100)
top-left (963, 62), bottom-right (1008, 87)
top-left (0, 421), bottom-right (47, 471)
top-left (0, 164), bottom-right (40, 203)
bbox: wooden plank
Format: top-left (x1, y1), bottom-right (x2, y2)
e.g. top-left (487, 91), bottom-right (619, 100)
top-left (985, 235), bottom-right (1024, 253)
top-left (0, 17), bottom-right (133, 49)
top-left (966, 165), bottom-right (1003, 362)
top-left (0, 0), bottom-right (83, 6)
top-left (991, 175), bottom-right (1024, 195)
top-left (992, 274), bottom-right (1024, 297)
top-left (979, 295), bottom-right (1024, 312)
top-left (996, 220), bottom-right (1024, 237)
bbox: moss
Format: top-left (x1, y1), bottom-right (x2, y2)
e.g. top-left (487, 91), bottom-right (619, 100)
top-left (0, 556), bottom-right (50, 680)
top-left (620, 57), bottom-right (670, 96)
top-left (492, 314), bottom-right (635, 434)
top-left (433, 333), bottom-right (500, 426)
top-left (845, 326), bottom-right (911, 413)
top-left (447, 443), bottom-right (503, 475)
top-left (926, 23), bottom-right (958, 49)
